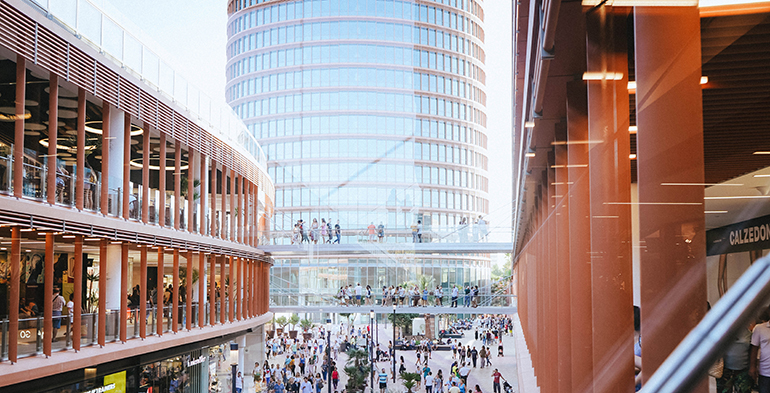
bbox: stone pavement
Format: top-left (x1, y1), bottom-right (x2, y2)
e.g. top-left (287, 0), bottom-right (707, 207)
top-left (264, 319), bottom-right (520, 393)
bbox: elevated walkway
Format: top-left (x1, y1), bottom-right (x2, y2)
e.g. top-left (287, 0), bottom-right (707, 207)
top-left (260, 242), bottom-right (513, 256)
top-left (269, 304), bottom-right (517, 315)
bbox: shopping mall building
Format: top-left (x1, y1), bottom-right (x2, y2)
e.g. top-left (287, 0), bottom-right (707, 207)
top-left (225, 0), bottom-right (494, 305)
top-left (0, 0), bottom-right (274, 392)
top-left (512, 0), bottom-right (770, 391)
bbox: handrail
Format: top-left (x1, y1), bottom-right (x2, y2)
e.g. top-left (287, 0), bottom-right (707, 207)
top-left (641, 255), bottom-right (770, 392)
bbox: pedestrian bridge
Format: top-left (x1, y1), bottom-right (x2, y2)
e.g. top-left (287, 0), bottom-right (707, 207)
top-left (260, 241), bottom-right (513, 256)
top-left (269, 304), bottom-right (518, 315)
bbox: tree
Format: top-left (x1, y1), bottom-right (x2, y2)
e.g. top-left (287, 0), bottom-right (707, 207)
top-left (289, 314), bottom-right (301, 330)
top-left (418, 274), bottom-right (435, 291)
top-left (300, 318), bottom-right (314, 332)
top-left (387, 313), bottom-right (419, 337)
top-left (276, 316), bottom-right (289, 330)
top-left (344, 348), bottom-right (371, 393)
top-left (400, 372), bottom-right (422, 393)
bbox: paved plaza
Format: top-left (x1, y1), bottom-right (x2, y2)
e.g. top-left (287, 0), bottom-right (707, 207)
top-left (262, 317), bottom-right (519, 393)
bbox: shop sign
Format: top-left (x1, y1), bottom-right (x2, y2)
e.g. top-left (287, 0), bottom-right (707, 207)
top-left (187, 355), bottom-right (206, 367)
top-left (707, 214), bottom-right (770, 256)
top-left (83, 384), bottom-right (115, 393)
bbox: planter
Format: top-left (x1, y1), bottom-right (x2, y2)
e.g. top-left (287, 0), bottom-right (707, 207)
top-left (276, 328), bottom-right (284, 335)
top-left (302, 332), bottom-right (313, 340)
top-left (289, 330), bottom-right (298, 339)
top-left (267, 330), bottom-right (276, 339)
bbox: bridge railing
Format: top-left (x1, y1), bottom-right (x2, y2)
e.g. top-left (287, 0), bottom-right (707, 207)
top-left (268, 292), bottom-right (517, 309)
top-left (260, 224), bottom-right (512, 246)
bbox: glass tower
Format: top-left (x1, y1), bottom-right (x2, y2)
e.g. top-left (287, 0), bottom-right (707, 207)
top-left (226, 0), bottom-right (490, 304)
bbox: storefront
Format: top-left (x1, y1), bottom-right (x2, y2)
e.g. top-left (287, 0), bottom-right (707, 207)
top-left (38, 340), bottom-right (239, 393)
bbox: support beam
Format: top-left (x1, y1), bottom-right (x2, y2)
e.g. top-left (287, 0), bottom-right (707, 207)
top-left (76, 89), bottom-right (86, 210)
top-left (157, 246), bottom-right (165, 335)
top-left (44, 233), bottom-right (54, 357)
top-left (159, 134), bottom-right (166, 227)
top-left (140, 245), bottom-right (147, 339)
top-left (101, 106), bottom-right (110, 216)
top-left (585, 10), bottom-right (634, 392)
top-left (186, 250), bottom-right (193, 330)
top-left (47, 75), bottom-right (58, 206)
top-left (634, 6), bottom-right (707, 389)
top-left (142, 124), bottom-right (150, 223)
top-left (120, 243), bottom-right (129, 342)
top-left (13, 56), bottom-right (25, 198)
top-left (209, 253), bottom-right (216, 326)
top-left (220, 255), bottom-right (226, 322)
top-left (73, 235), bottom-right (83, 350)
top-left (122, 115), bottom-right (131, 219)
top-left (98, 239), bottom-right (107, 347)
top-left (198, 252), bottom-right (205, 328)
top-left (174, 140), bottom-right (181, 230)
top-left (172, 248), bottom-right (179, 332)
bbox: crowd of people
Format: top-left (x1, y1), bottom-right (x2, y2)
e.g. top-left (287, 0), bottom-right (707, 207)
top-left (336, 284), bottom-right (484, 308)
top-left (256, 315), bottom-right (514, 393)
top-left (287, 215), bottom-right (492, 245)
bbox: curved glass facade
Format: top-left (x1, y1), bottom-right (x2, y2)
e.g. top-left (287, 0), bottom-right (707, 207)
top-left (226, 0), bottom-right (490, 299)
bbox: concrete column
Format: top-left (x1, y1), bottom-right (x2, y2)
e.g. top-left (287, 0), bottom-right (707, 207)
top-left (211, 160), bottom-right (217, 237)
top-left (229, 256), bottom-right (235, 322)
top-left (222, 165), bottom-right (228, 240)
top-left (243, 326), bottom-right (266, 389)
top-left (585, 10), bottom-right (634, 392)
top-left (104, 244), bottom-right (123, 310)
top-left (634, 6), bottom-right (707, 389)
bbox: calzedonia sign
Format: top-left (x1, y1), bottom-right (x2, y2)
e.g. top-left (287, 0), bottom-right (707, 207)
top-left (707, 214), bottom-right (770, 256)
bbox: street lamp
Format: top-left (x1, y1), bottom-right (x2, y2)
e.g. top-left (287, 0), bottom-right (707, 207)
top-left (392, 304), bottom-right (397, 382)
top-left (326, 318), bottom-right (332, 393)
top-left (230, 342), bottom-right (238, 393)
top-left (370, 309), bottom-right (375, 393)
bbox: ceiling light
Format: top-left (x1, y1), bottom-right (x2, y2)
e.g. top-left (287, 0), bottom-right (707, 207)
top-left (524, 121), bottom-right (535, 128)
top-left (20, 228), bottom-right (35, 232)
top-left (629, 126), bottom-right (638, 134)
top-left (582, 72), bottom-right (624, 81)
top-left (629, 154), bottom-right (637, 159)
top-left (700, 76), bottom-right (709, 84)
top-left (525, 152), bottom-right (535, 158)
top-left (705, 210), bottom-right (728, 214)
top-left (582, 0), bottom-right (697, 5)
top-left (753, 151), bottom-right (770, 155)
top-left (627, 81), bottom-right (636, 91)
top-left (85, 121), bottom-right (143, 136)
top-left (704, 196), bottom-right (770, 200)
top-left (661, 183), bottom-right (743, 186)
top-left (754, 174), bottom-right (770, 178)
top-left (551, 164), bottom-right (588, 168)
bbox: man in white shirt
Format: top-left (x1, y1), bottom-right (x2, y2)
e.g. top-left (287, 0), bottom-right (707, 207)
top-left (448, 381), bottom-right (461, 393)
top-left (301, 377), bottom-right (313, 393)
top-left (751, 319), bottom-right (770, 393)
top-left (355, 283), bottom-right (363, 306)
top-left (425, 371), bottom-right (434, 393)
top-left (451, 286), bottom-right (459, 308)
top-left (459, 363), bottom-right (471, 385)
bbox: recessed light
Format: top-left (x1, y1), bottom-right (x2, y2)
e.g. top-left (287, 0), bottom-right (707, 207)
top-left (629, 126), bottom-right (638, 134)
top-left (753, 151), bottom-right (770, 155)
top-left (705, 210), bottom-right (728, 214)
top-left (629, 154), bottom-right (637, 159)
top-left (582, 72), bottom-right (624, 81)
top-left (524, 121), bottom-right (535, 128)
top-left (525, 152), bottom-right (535, 158)
top-left (700, 76), bottom-right (708, 84)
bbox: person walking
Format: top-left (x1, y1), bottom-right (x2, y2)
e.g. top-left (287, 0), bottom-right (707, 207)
top-left (471, 347), bottom-right (478, 368)
top-left (378, 368), bottom-right (389, 393)
top-left (491, 369), bottom-right (506, 393)
top-left (52, 288), bottom-right (65, 341)
top-left (331, 367), bottom-right (339, 389)
top-left (235, 371), bottom-right (244, 393)
top-left (334, 221), bottom-right (341, 244)
top-left (451, 286), bottom-right (459, 308)
top-left (425, 371), bottom-right (435, 393)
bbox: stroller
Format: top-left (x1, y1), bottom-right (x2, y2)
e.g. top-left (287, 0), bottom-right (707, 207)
top-left (503, 381), bottom-right (514, 393)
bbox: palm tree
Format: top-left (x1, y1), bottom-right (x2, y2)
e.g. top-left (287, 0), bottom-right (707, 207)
top-left (344, 348), bottom-right (371, 393)
top-left (418, 274), bottom-right (436, 291)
